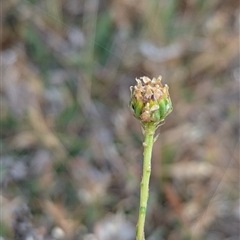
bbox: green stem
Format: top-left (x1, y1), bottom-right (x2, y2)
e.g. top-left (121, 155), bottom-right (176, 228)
top-left (136, 124), bottom-right (156, 240)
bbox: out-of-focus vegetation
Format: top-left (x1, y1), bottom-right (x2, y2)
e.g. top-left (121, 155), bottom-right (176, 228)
top-left (1, 0), bottom-right (239, 239)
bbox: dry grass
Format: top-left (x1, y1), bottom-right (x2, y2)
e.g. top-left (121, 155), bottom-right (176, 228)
top-left (1, 0), bottom-right (239, 239)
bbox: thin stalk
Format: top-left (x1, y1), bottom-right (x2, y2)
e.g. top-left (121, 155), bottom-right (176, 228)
top-left (136, 124), bottom-right (156, 240)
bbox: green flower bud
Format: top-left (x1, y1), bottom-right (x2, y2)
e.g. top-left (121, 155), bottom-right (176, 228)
top-left (129, 76), bottom-right (173, 125)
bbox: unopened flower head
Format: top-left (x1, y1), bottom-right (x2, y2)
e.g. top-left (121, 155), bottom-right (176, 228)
top-left (130, 76), bottom-right (172, 125)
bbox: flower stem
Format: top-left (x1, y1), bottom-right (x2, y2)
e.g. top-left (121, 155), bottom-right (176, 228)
top-left (136, 123), bottom-right (156, 240)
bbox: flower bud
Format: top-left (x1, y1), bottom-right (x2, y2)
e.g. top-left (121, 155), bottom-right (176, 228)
top-left (129, 76), bottom-right (172, 125)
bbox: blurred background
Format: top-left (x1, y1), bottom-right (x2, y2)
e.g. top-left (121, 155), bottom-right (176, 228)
top-left (1, 0), bottom-right (239, 239)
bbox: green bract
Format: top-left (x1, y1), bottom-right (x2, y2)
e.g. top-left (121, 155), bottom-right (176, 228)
top-left (130, 76), bottom-right (172, 126)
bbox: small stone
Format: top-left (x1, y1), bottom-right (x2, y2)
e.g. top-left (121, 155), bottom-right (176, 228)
top-left (52, 227), bottom-right (65, 240)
